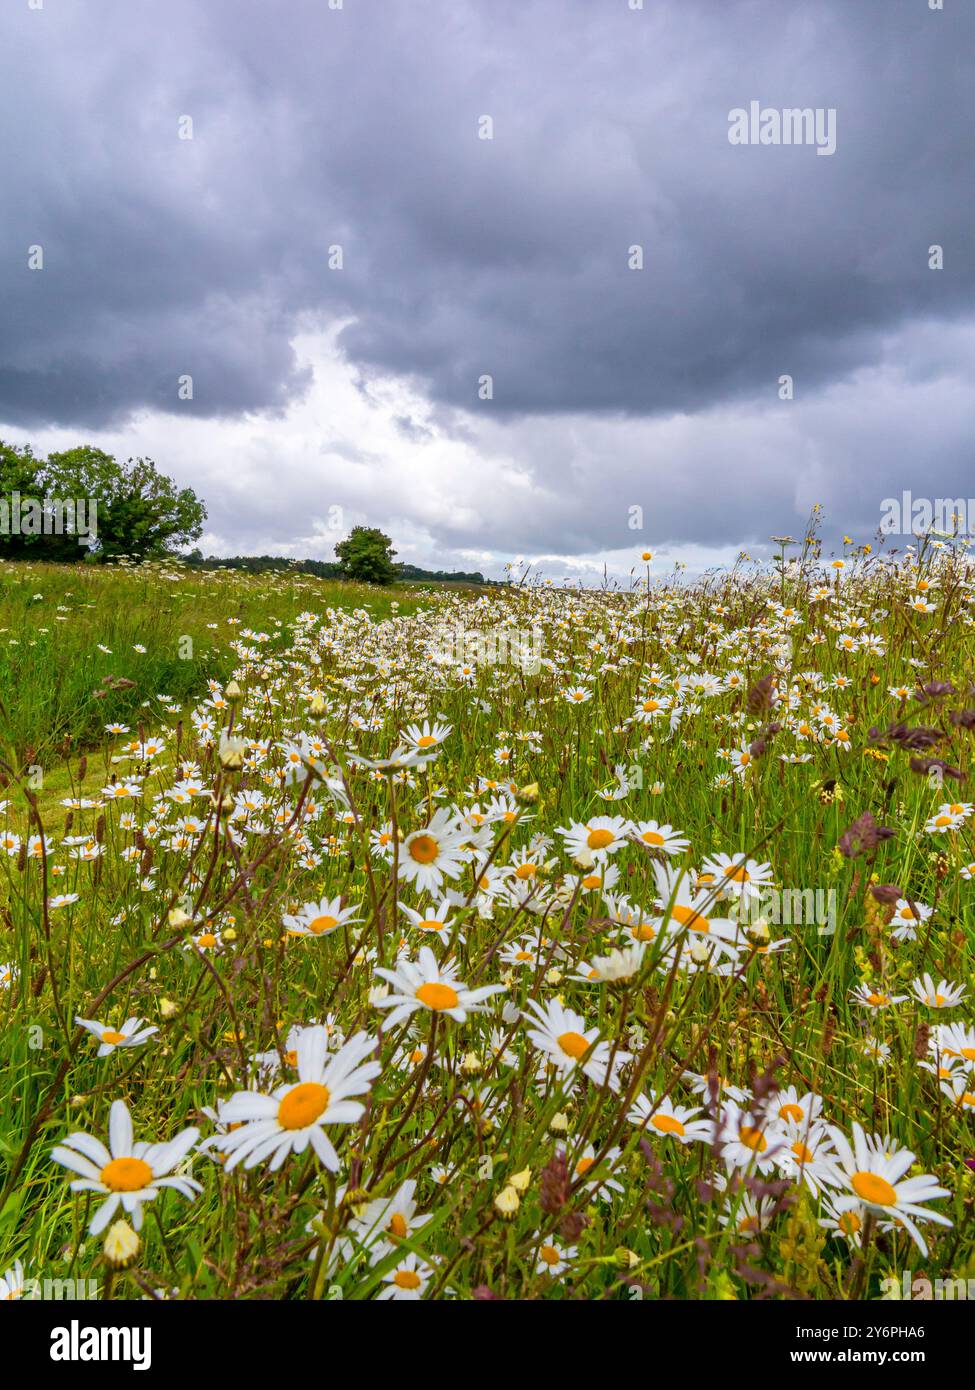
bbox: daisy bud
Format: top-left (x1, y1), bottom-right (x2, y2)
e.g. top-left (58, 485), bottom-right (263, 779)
top-left (549, 1111), bottom-right (569, 1133)
top-left (103, 1220), bottom-right (140, 1269)
top-left (545, 969), bottom-right (562, 986)
top-left (309, 692), bottom-right (328, 717)
top-left (224, 680), bottom-right (243, 703)
top-left (168, 907), bottom-right (192, 929)
top-left (218, 733), bottom-right (246, 771)
top-left (461, 1051), bottom-right (482, 1075)
top-left (494, 1185), bottom-right (520, 1219)
top-left (515, 782), bottom-right (540, 805)
top-left (614, 1247), bottom-right (639, 1270)
top-left (509, 1166), bottom-right (532, 1192)
top-left (501, 1000), bottom-right (520, 1025)
top-left (159, 997), bottom-right (178, 1019)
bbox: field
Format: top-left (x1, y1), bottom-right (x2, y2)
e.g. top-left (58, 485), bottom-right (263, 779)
top-left (0, 540), bottom-right (973, 1302)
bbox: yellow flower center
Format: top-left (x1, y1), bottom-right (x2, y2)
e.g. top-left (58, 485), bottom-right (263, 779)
top-left (587, 828), bottom-right (615, 850)
top-left (851, 1171), bottom-right (897, 1206)
top-left (539, 1244), bottom-right (560, 1265)
top-left (408, 834), bottom-right (440, 864)
top-left (101, 1030), bottom-right (127, 1045)
top-left (838, 1211), bottom-right (861, 1235)
top-left (515, 864), bottom-right (537, 879)
top-left (416, 735), bottom-right (436, 748)
top-left (307, 915), bottom-right (338, 935)
top-left (791, 1142), bottom-right (815, 1164)
top-left (100, 1157), bottom-right (153, 1192)
top-left (558, 1031), bottom-right (591, 1059)
top-left (393, 1269), bottom-right (421, 1289)
top-left (866, 992), bottom-right (888, 1007)
top-left (575, 1156), bottom-right (594, 1176)
top-left (277, 1082), bottom-right (331, 1130)
top-left (196, 933), bottom-right (217, 949)
top-left (779, 1103), bottom-right (804, 1123)
top-left (651, 1114), bottom-right (685, 1136)
top-left (415, 982), bottom-right (460, 1011)
top-left (642, 830), bottom-right (664, 846)
top-left (738, 1126), bottom-right (767, 1153)
top-left (419, 919), bottom-right (445, 932)
top-left (387, 1212), bottom-right (408, 1239)
top-left (670, 903), bottom-right (709, 933)
top-left (642, 700), bottom-right (660, 713)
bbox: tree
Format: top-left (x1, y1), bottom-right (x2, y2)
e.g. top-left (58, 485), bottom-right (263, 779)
top-left (333, 526), bottom-right (398, 585)
top-left (0, 443), bottom-right (207, 562)
top-left (44, 448), bottom-right (206, 560)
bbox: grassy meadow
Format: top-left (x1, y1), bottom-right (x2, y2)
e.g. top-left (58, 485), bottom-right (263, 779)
top-left (0, 539), bottom-right (974, 1301)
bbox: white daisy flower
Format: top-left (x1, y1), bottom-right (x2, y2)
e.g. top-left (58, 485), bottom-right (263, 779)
top-left (216, 1028), bottom-right (380, 1172)
top-left (51, 1099), bottom-right (200, 1234)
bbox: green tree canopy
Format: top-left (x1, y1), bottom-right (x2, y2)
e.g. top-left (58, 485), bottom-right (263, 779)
top-left (0, 442), bottom-right (206, 562)
top-left (333, 526), bottom-right (398, 586)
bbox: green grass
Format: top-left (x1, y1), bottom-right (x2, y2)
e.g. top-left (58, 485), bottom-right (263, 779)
top-left (1, 543), bottom-right (974, 1301)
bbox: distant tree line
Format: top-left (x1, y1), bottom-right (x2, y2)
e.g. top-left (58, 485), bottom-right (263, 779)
top-left (2, 448), bottom-right (488, 587)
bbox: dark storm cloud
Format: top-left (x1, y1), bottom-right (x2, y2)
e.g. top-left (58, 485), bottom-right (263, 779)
top-left (1, 0), bottom-right (971, 431)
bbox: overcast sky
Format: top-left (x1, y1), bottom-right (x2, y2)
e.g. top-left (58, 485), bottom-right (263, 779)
top-left (1, 0), bottom-right (972, 578)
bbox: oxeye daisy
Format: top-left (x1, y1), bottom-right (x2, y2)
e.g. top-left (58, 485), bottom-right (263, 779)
top-left (699, 852), bottom-right (774, 905)
top-left (282, 895), bottom-right (361, 939)
top-left (401, 719), bottom-right (452, 752)
top-left (0, 1260), bottom-right (28, 1300)
top-left (50, 1099), bottom-right (200, 1234)
top-left (715, 1101), bottom-right (785, 1172)
top-left (216, 1028), bottom-right (380, 1173)
top-left (629, 820), bottom-right (689, 856)
top-left (398, 808), bottom-right (468, 892)
top-left (763, 1086), bottom-right (823, 1129)
top-left (934, 1022), bottom-right (975, 1066)
top-left (940, 1072), bottom-right (975, 1112)
top-left (911, 973), bottom-right (967, 1010)
top-left (534, 1235), bottom-right (577, 1276)
top-left (571, 942), bottom-right (646, 984)
top-left (775, 1121), bottom-right (842, 1194)
top-left (75, 1016), bottom-right (158, 1057)
top-left (651, 862), bottom-right (742, 962)
top-left (818, 1196), bottom-right (868, 1248)
top-left (850, 983), bottom-right (908, 1012)
top-left (347, 1179), bottom-right (432, 1264)
top-left (682, 1069), bottom-right (749, 1107)
top-left (522, 999), bottom-right (630, 1091)
top-left (556, 815), bottom-right (630, 864)
top-left (373, 946), bottom-right (504, 1028)
top-left (570, 1143), bottom-right (625, 1199)
top-left (377, 1251), bottom-right (435, 1300)
top-left (399, 898), bottom-right (460, 943)
top-left (828, 1123), bottom-right (952, 1256)
top-left (889, 896), bottom-right (932, 941)
top-left (714, 1174), bottom-right (779, 1235)
top-left (626, 1092), bottom-right (714, 1144)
